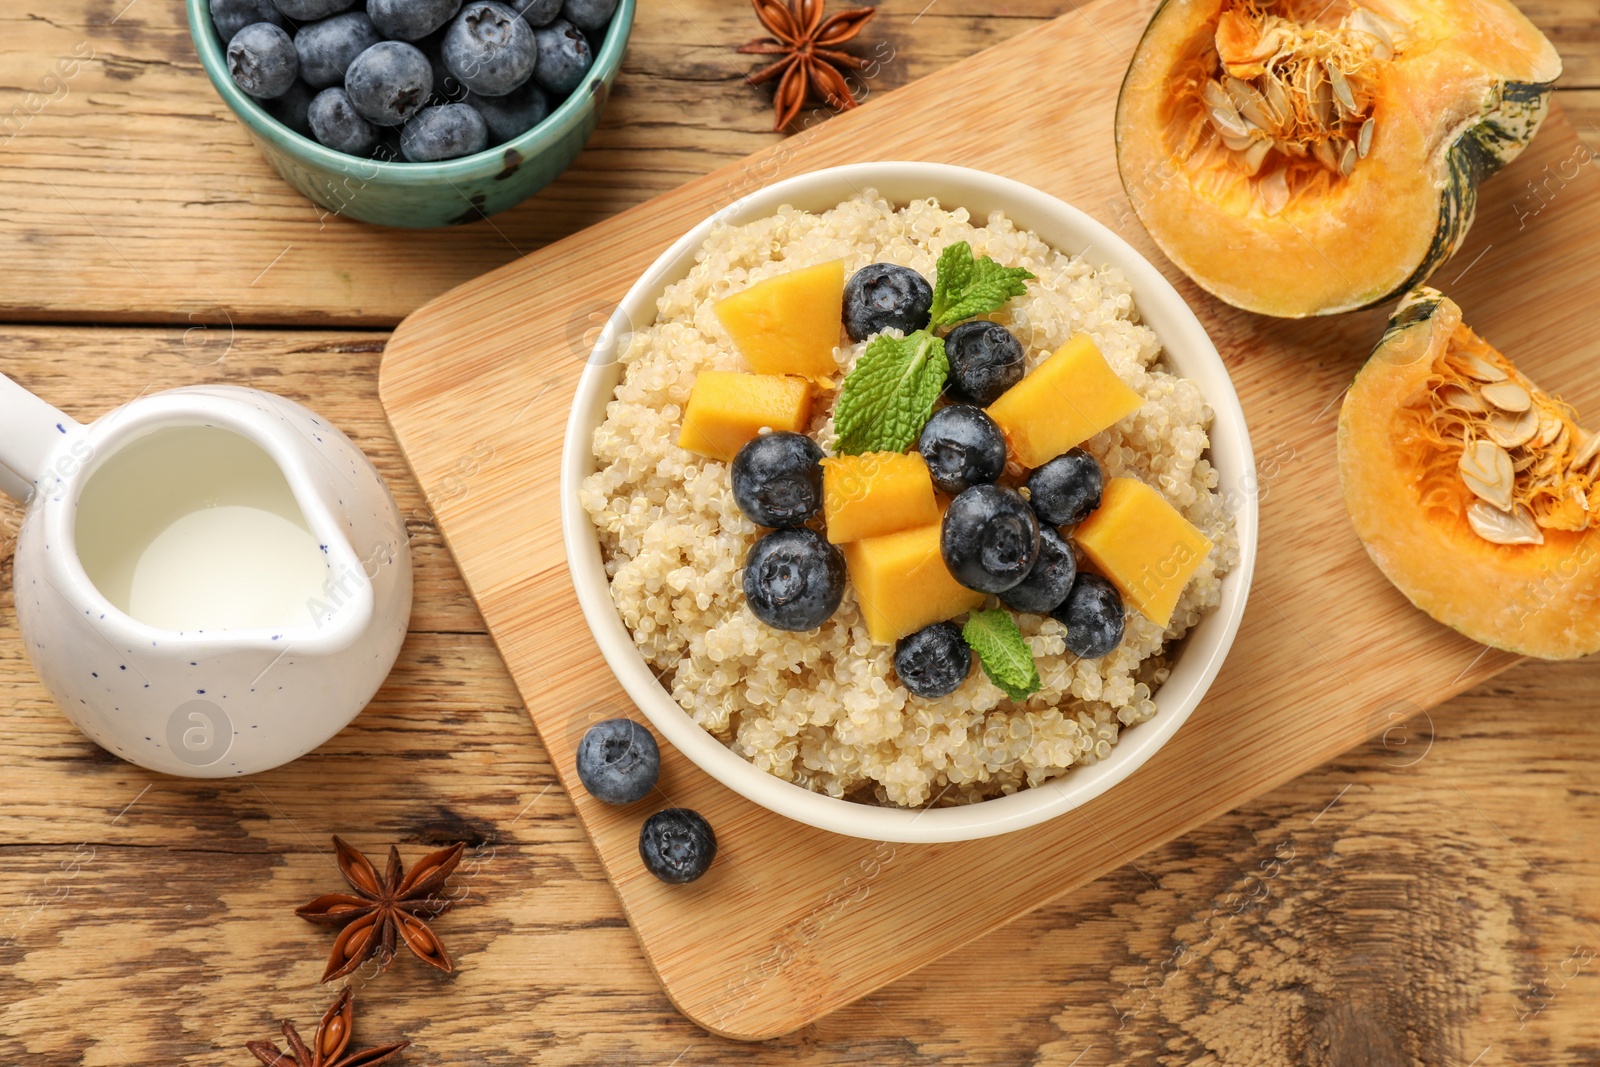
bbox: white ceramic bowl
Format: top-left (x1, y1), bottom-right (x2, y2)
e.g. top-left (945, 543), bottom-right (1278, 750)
top-left (561, 162), bottom-right (1257, 843)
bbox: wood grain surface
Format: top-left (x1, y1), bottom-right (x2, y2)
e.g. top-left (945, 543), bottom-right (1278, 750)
top-left (1, 0), bottom-right (1598, 1063)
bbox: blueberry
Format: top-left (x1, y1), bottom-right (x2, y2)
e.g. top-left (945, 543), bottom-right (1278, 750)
top-left (306, 86), bottom-right (377, 153)
top-left (917, 404), bottom-right (1006, 496)
top-left (893, 621), bottom-right (972, 699)
top-left (294, 12), bottom-right (380, 88)
top-left (941, 484), bottom-right (1040, 594)
top-left (1054, 573), bottom-right (1125, 659)
top-left (945, 321), bottom-right (1025, 406)
top-left (466, 83), bottom-right (549, 141)
top-left (271, 0), bottom-right (353, 18)
top-left (227, 23), bottom-right (300, 99)
top-left (210, 0), bottom-right (286, 43)
top-left (639, 809), bottom-right (717, 884)
top-left (532, 18), bottom-right (592, 96)
top-left (344, 40), bottom-right (432, 125)
top-left (368, 0), bottom-right (462, 40)
top-left (1027, 448), bottom-right (1104, 526)
top-left (422, 32), bottom-right (472, 102)
top-left (263, 77), bottom-right (316, 136)
top-left (443, 1), bottom-right (538, 97)
top-left (842, 263), bottom-right (932, 343)
top-left (575, 718), bottom-right (660, 805)
top-left (743, 527), bottom-right (845, 632)
top-left (1000, 526), bottom-right (1077, 615)
top-left (730, 432), bottom-right (824, 529)
top-left (560, 0), bottom-right (617, 32)
top-left (511, 0), bottom-right (564, 25)
top-left (400, 101), bottom-right (488, 159)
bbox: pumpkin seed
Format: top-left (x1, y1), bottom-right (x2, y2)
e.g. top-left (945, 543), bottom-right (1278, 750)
top-left (1440, 384), bottom-right (1486, 413)
top-left (1239, 137), bottom-right (1273, 175)
top-left (1535, 413), bottom-right (1564, 448)
top-left (1487, 407), bottom-right (1539, 448)
top-left (1259, 168), bottom-right (1290, 215)
top-left (1572, 430), bottom-right (1600, 471)
top-left (1220, 127), bottom-right (1258, 152)
top-left (1312, 138), bottom-right (1339, 171)
top-left (1460, 439), bottom-right (1513, 488)
top-left (1261, 77), bottom-right (1291, 128)
top-left (1467, 500), bottom-right (1545, 546)
top-left (1513, 450), bottom-right (1538, 473)
top-left (1224, 76), bottom-right (1273, 129)
top-left (1481, 380), bottom-right (1532, 412)
top-left (1460, 354), bottom-right (1508, 382)
top-left (1201, 79), bottom-right (1235, 115)
top-left (1326, 62), bottom-right (1358, 117)
top-left (1339, 140), bottom-right (1359, 177)
top-left (1358, 116), bottom-right (1375, 158)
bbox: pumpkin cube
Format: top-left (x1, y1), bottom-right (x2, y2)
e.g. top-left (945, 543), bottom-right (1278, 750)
top-left (843, 521), bottom-right (986, 645)
top-left (714, 260), bottom-right (846, 381)
top-left (1073, 477), bottom-right (1213, 628)
top-left (822, 451), bottom-right (940, 544)
top-left (987, 334), bottom-right (1144, 468)
top-left (677, 371), bottom-right (813, 461)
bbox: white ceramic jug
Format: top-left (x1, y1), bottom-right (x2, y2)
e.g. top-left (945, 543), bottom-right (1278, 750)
top-left (0, 373), bottom-right (412, 777)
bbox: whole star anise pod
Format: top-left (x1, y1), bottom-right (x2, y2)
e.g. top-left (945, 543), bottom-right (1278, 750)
top-left (295, 836), bottom-right (465, 983)
top-left (246, 987), bottom-right (408, 1067)
top-left (738, 0), bottom-right (877, 131)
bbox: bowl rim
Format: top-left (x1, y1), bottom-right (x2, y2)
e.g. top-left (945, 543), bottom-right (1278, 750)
top-left (185, 0), bottom-right (636, 180)
top-left (561, 161), bottom-right (1258, 843)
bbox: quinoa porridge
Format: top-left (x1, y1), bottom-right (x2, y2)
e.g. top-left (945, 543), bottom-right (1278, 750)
top-left (579, 192), bottom-right (1238, 808)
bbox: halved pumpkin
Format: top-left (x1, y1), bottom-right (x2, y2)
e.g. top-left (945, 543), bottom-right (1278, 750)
top-left (1338, 287), bottom-right (1600, 659)
top-left (1116, 0), bottom-right (1561, 318)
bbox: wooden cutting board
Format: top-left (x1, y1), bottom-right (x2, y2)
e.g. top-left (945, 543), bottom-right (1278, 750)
top-left (378, 0), bottom-right (1600, 1040)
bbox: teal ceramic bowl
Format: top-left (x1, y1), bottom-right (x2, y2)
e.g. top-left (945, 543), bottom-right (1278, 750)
top-left (187, 0), bottom-right (634, 228)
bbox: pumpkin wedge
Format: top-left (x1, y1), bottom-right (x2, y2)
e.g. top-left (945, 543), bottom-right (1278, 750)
top-left (1338, 288), bottom-right (1600, 660)
top-left (1116, 0), bottom-right (1561, 318)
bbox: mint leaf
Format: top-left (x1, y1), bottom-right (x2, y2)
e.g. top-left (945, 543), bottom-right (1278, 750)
top-left (927, 240), bottom-right (1036, 331)
top-left (833, 331), bottom-right (948, 455)
top-left (962, 610), bottom-right (1040, 702)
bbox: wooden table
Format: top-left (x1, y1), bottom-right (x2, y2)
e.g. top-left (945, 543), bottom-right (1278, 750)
top-left (1, 2), bottom-right (1597, 1063)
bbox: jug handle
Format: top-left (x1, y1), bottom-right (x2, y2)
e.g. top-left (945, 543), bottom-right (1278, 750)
top-left (0, 372), bottom-right (82, 503)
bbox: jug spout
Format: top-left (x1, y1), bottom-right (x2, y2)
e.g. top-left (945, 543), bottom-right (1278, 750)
top-left (0, 372), bottom-right (83, 502)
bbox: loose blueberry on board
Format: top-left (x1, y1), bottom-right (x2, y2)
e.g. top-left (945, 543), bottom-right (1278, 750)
top-left (368, 0), bottom-right (464, 41)
top-left (271, 0), bottom-right (355, 19)
top-left (510, 0), bottom-right (565, 25)
top-left (941, 484), bottom-right (1040, 594)
top-left (945, 321), bottom-right (1026, 406)
top-left (308, 87), bottom-right (379, 154)
top-left (1000, 526), bottom-right (1078, 615)
top-left (730, 431), bottom-right (825, 529)
top-left (400, 101), bottom-right (488, 160)
top-left (443, 1), bottom-right (538, 97)
top-left (1054, 573), bottom-right (1126, 659)
top-left (743, 527), bottom-right (846, 632)
top-left (264, 78), bottom-right (317, 136)
top-left (560, 0), bottom-right (618, 32)
top-left (893, 621), bottom-right (973, 699)
top-left (639, 809), bottom-right (718, 884)
top-left (531, 18), bottom-right (593, 96)
top-left (575, 718), bottom-right (660, 805)
top-left (227, 23), bottom-right (300, 99)
top-left (345, 40), bottom-right (433, 125)
top-left (917, 404), bottom-right (1006, 496)
top-left (294, 12), bottom-right (382, 88)
top-left (841, 263), bottom-right (934, 342)
top-left (210, 0), bottom-right (286, 43)
top-left (466, 83), bottom-right (550, 141)
top-left (1027, 448), bottom-right (1104, 526)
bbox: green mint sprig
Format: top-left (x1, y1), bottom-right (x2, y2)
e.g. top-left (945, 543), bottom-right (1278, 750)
top-left (962, 609), bottom-right (1040, 703)
top-left (833, 243), bottom-right (1035, 455)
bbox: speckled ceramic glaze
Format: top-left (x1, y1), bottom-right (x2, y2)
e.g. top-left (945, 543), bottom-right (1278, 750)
top-left (0, 375), bottom-right (412, 777)
top-left (186, 0), bottom-right (635, 228)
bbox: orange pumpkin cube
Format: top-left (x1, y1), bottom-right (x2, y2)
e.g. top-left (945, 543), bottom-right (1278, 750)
top-left (821, 451), bottom-right (940, 544)
top-left (1073, 477), bottom-right (1213, 628)
top-left (676, 371), bottom-right (813, 461)
top-left (843, 521), bottom-right (986, 645)
top-left (987, 334), bottom-right (1144, 468)
top-left (714, 260), bottom-right (846, 381)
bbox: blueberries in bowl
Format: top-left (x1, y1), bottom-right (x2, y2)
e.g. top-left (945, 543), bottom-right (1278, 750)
top-left (744, 528), bottom-right (845, 632)
top-left (211, 0), bottom-right (286, 42)
top-left (893, 621), bottom-right (972, 699)
top-left (227, 23), bottom-right (300, 99)
top-left (510, 0), bottom-right (565, 24)
top-left (1027, 448), bottom-right (1103, 526)
top-left (1000, 526), bottom-right (1077, 615)
top-left (443, 1), bottom-right (538, 97)
top-left (945, 321), bottom-right (1026, 406)
top-left (295, 12), bottom-right (382, 88)
top-left (843, 263), bottom-right (933, 342)
top-left (730, 431), bottom-right (824, 529)
top-left (368, 0), bottom-right (463, 41)
top-left (467, 84), bottom-right (550, 142)
top-left (576, 718), bottom-right (660, 805)
top-left (401, 101), bottom-right (488, 160)
top-left (561, 0), bottom-right (619, 32)
top-left (917, 404), bottom-right (1006, 496)
top-left (532, 19), bottom-right (594, 96)
top-left (309, 87), bottom-right (379, 153)
top-left (272, 0), bottom-right (357, 18)
top-left (639, 808), bottom-right (717, 884)
top-left (1054, 573), bottom-right (1126, 659)
top-left (346, 40), bottom-right (433, 125)
top-left (941, 484), bottom-right (1040, 594)
top-left (264, 78), bottom-right (317, 136)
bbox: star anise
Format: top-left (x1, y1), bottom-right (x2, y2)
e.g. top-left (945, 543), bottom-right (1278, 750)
top-left (738, 0), bottom-right (877, 131)
top-left (246, 987), bottom-right (408, 1067)
top-left (295, 836), bottom-right (465, 983)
